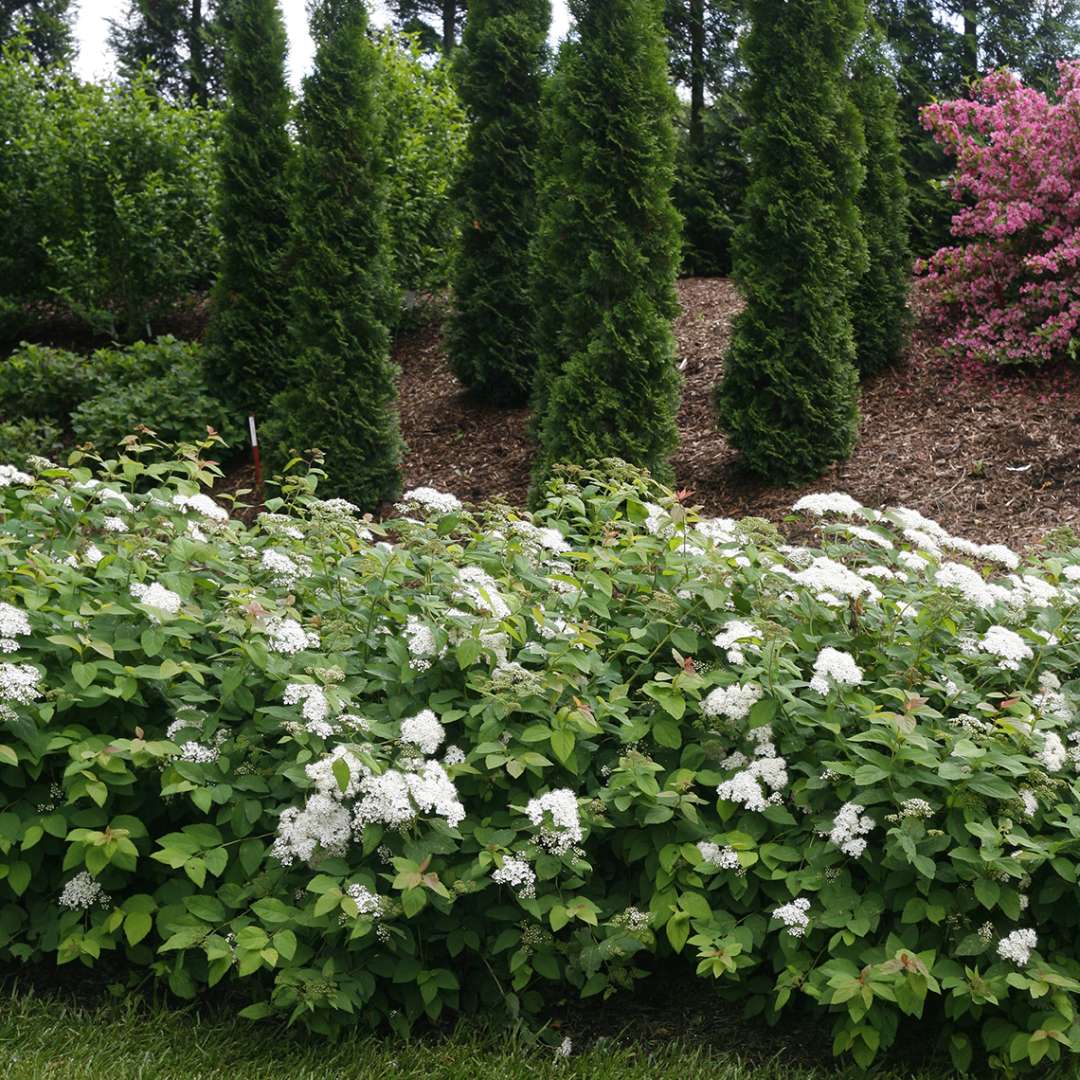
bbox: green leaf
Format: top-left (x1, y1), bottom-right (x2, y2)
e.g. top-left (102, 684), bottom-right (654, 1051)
top-left (124, 911), bottom-right (153, 946)
top-left (550, 729), bottom-right (575, 763)
top-left (402, 887), bottom-right (427, 918)
top-left (974, 878), bottom-right (1000, 910)
top-left (332, 756), bottom-right (351, 795)
top-left (71, 662), bottom-right (98, 689)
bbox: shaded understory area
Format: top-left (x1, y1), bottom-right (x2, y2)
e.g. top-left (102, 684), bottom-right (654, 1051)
top-left (396, 279), bottom-right (1080, 550)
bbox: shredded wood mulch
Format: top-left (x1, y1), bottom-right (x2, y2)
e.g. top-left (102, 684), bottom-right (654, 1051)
top-left (395, 277), bottom-right (1080, 551)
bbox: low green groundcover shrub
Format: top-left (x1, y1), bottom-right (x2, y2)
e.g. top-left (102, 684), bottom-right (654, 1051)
top-left (1, 449), bottom-right (1079, 1072)
top-left (0, 337), bottom-right (241, 452)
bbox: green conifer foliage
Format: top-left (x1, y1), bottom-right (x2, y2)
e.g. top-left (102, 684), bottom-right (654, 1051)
top-left (447, 0), bottom-right (549, 405)
top-left (530, 0), bottom-right (682, 495)
top-left (714, 0), bottom-right (865, 483)
top-left (850, 29), bottom-right (911, 377)
top-left (202, 0), bottom-right (292, 418)
top-left (264, 0), bottom-right (401, 507)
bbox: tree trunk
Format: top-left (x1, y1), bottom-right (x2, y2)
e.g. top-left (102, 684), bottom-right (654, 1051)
top-left (442, 0), bottom-right (457, 53)
top-left (962, 3), bottom-right (978, 80)
top-left (689, 0), bottom-right (706, 150)
top-left (188, 0), bottom-right (208, 106)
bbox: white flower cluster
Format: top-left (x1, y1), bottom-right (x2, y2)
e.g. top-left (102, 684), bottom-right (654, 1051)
top-left (172, 493), bottom-right (228, 522)
top-left (443, 744), bottom-right (465, 766)
top-left (978, 626), bottom-right (1033, 671)
top-left (841, 524), bottom-right (894, 550)
top-left (510, 518), bottom-right (570, 556)
top-left (398, 487), bottom-right (462, 515)
top-left (1036, 731), bottom-right (1067, 773)
top-left (712, 620), bottom-right (761, 665)
top-left (260, 549), bottom-right (309, 588)
top-left (772, 897), bottom-right (811, 937)
top-left (0, 602), bottom-right (31, 653)
top-left (130, 582), bottom-right (182, 617)
top-left (697, 841), bottom-right (741, 871)
top-left (400, 709), bottom-right (445, 756)
top-left (1032, 670), bottom-right (1073, 724)
top-left (702, 681), bottom-right (763, 722)
top-left (353, 760), bottom-right (465, 831)
top-left (492, 855), bottom-right (536, 899)
top-left (827, 802), bottom-right (875, 857)
top-left (402, 616), bottom-right (440, 671)
top-left (716, 753), bottom-right (788, 812)
top-left (345, 882), bottom-right (383, 917)
top-left (1020, 790), bottom-right (1039, 817)
top-left (642, 502), bottom-right (675, 537)
top-left (457, 565), bottom-right (510, 620)
top-left (272, 793), bottom-right (353, 866)
top-left (283, 683), bottom-right (333, 736)
top-left (612, 906), bottom-right (653, 933)
top-left (788, 556), bottom-right (881, 607)
top-left (0, 463), bottom-right (33, 487)
top-left (265, 617), bottom-right (319, 655)
top-left (809, 647), bottom-right (864, 695)
top-left (792, 493), bottom-right (863, 516)
top-left (694, 516), bottom-right (740, 546)
top-left (103, 515), bottom-right (128, 533)
top-left (58, 871), bottom-right (110, 910)
top-left (0, 662), bottom-right (42, 713)
top-left (899, 798), bottom-right (934, 819)
top-left (178, 741), bottom-right (219, 764)
top-left (525, 789), bottom-right (582, 854)
top-left (935, 562), bottom-right (1011, 610)
top-left (997, 928), bottom-right (1037, 967)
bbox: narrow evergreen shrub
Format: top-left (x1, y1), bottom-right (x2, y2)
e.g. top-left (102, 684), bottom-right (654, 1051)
top-left (714, 0), bottom-right (866, 483)
top-left (446, 0), bottom-right (549, 404)
top-left (530, 0), bottom-right (682, 496)
top-left (263, 0), bottom-right (401, 509)
top-left (850, 29), bottom-right (910, 377)
top-left (202, 0), bottom-right (292, 417)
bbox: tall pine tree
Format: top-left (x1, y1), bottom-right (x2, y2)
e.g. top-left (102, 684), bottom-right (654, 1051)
top-left (530, 0), bottom-right (682, 495)
top-left (714, 0), bottom-right (865, 482)
top-left (264, 0), bottom-right (401, 507)
top-left (664, 0), bottom-right (747, 275)
top-left (109, 0), bottom-right (230, 106)
top-left (202, 0), bottom-right (292, 418)
top-left (389, 0), bottom-right (463, 53)
top-left (850, 28), bottom-right (910, 377)
top-left (0, 0), bottom-right (73, 65)
top-left (447, 0), bottom-right (549, 405)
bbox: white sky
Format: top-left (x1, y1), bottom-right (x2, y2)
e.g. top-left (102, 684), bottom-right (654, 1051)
top-left (74, 0), bottom-right (573, 86)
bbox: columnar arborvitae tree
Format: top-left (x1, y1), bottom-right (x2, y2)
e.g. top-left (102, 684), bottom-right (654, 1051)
top-left (264, 0), bottom-right (401, 507)
top-left (530, 0), bottom-right (682, 495)
top-left (850, 29), bottom-right (910, 377)
top-left (447, 0), bottom-right (549, 405)
top-left (714, 0), bottom-right (865, 483)
top-left (202, 0), bottom-right (292, 418)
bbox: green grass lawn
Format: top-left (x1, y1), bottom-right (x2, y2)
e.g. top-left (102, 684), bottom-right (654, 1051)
top-left (0, 982), bottom-right (1000, 1080)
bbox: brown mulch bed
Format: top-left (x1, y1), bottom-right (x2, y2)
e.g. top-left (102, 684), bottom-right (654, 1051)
top-left (395, 277), bottom-right (1080, 550)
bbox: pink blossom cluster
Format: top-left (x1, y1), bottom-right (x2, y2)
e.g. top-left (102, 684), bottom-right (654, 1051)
top-left (916, 63), bottom-right (1080, 366)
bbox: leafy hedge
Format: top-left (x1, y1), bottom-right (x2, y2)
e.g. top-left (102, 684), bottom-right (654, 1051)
top-left (2, 449), bottom-right (1080, 1072)
top-left (0, 42), bottom-right (219, 342)
top-left (0, 338), bottom-right (242, 454)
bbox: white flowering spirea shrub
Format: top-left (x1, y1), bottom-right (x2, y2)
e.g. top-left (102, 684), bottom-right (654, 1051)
top-left (4, 445), bottom-right (1080, 1072)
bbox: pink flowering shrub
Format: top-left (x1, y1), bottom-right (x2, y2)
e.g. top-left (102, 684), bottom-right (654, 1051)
top-left (916, 63), bottom-right (1080, 365)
